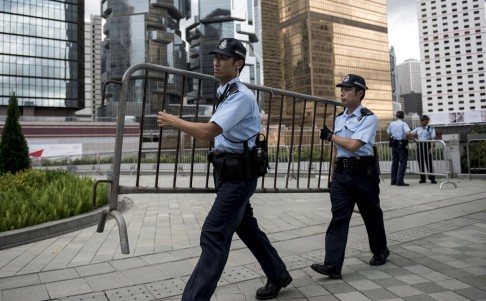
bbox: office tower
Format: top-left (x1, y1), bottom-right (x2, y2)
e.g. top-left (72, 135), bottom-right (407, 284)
top-left (100, 0), bottom-right (187, 118)
top-left (185, 0), bottom-right (261, 105)
top-left (397, 59), bottom-right (422, 95)
top-left (389, 46), bottom-right (399, 103)
top-left (418, 0), bottom-right (486, 113)
top-left (260, 0), bottom-right (393, 120)
top-left (77, 15), bottom-right (102, 119)
top-left (0, 0), bottom-right (85, 117)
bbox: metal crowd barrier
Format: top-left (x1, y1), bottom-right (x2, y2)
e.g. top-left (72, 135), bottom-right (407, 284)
top-left (98, 63), bottom-right (342, 253)
top-left (375, 140), bottom-right (456, 189)
top-left (466, 138), bottom-right (486, 179)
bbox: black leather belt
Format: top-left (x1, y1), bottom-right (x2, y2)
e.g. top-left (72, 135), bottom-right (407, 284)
top-left (336, 156), bottom-right (374, 168)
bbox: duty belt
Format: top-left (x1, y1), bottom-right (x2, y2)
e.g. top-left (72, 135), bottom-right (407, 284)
top-left (336, 156), bottom-right (374, 168)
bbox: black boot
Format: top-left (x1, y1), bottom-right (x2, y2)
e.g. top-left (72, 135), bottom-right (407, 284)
top-left (311, 263), bottom-right (342, 279)
top-left (369, 248), bottom-right (390, 266)
top-left (255, 272), bottom-right (292, 300)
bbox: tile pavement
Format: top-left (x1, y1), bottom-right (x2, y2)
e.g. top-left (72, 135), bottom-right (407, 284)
top-left (0, 176), bottom-right (485, 300)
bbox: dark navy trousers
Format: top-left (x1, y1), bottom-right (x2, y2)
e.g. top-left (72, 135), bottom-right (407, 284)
top-left (181, 170), bottom-right (288, 301)
top-left (390, 142), bottom-right (408, 184)
top-left (417, 142), bottom-right (435, 182)
top-left (324, 165), bottom-right (387, 270)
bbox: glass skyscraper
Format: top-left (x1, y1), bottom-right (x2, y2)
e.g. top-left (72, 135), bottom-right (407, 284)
top-left (0, 0), bottom-right (84, 117)
top-left (185, 0), bottom-right (261, 104)
top-left (261, 0), bottom-right (393, 120)
top-left (100, 0), bottom-right (188, 118)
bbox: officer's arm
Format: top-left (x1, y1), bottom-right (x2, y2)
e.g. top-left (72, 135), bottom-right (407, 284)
top-left (329, 135), bottom-right (364, 153)
top-left (157, 111), bottom-right (222, 140)
top-left (406, 131), bottom-right (416, 141)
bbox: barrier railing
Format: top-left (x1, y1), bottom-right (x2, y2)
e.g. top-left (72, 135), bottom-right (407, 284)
top-left (375, 140), bottom-right (456, 189)
top-left (99, 63), bottom-right (342, 253)
top-left (466, 138), bottom-right (486, 179)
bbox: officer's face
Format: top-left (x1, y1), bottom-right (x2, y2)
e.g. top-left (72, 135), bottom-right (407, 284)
top-left (340, 86), bottom-right (362, 106)
top-left (213, 54), bottom-right (240, 85)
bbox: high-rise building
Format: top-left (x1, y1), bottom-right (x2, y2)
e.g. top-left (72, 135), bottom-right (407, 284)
top-left (390, 46), bottom-right (399, 103)
top-left (418, 0), bottom-right (486, 113)
top-left (77, 15), bottom-right (102, 119)
top-left (397, 59), bottom-right (422, 95)
top-left (260, 0), bottom-right (393, 120)
top-left (100, 0), bottom-right (188, 118)
top-left (184, 0), bottom-right (261, 104)
top-left (0, 0), bottom-right (85, 117)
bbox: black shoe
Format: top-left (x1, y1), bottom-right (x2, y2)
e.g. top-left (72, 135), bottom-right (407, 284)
top-left (256, 272), bottom-right (292, 300)
top-left (311, 263), bottom-right (342, 279)
top-left (419, 180), bottom-right (426, 183)
top-left (369, 248), bottom-right (390, 266)
top-left (431, 180), bottom-right (437, 184)
top-left (396, 183), bottom-right (409, 186)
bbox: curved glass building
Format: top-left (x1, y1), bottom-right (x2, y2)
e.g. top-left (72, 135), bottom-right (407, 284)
top-left (0, 0), bottom-right (84, 117)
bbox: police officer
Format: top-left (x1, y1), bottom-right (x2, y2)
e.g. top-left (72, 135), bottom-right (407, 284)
top-left (157, 38), bottom-right (292, 300)
top-left (311, 74), bottom-right (389, 279)
top-left (412, 115), bottom-right (437, 184)
top-left (387, 111), bottom-right (415, 186)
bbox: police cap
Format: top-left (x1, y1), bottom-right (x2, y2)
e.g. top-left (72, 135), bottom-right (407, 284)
top-left (336, 74), bottom-right (368, 90)
top-left (209, 38), bottom-right (246, 60)
top-left (420, 114), bottom-right (430, 121)
top-left (396, 111), bottom-right (404, 118)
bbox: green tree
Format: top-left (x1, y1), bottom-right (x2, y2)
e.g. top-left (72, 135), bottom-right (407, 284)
top-left (0, 92), bottom-right (30, 174)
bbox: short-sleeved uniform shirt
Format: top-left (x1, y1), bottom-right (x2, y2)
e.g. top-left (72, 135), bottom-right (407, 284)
top-left (210, 77), bottom-right (260, 153)
top-left (412, 126), bottom-right (436, 141)
top-left (333, 104), bottom-right (378, 158)
top-left (387, 119), bottom-right (411, 140)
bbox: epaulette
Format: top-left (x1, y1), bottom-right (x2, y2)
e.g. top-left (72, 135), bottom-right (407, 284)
top-left (227, 82), bottom-right (239, 96)
top-left (358, 107), bottom-right (374, 121)
top-left (337, 111), bottom-right (345, 117)
top-left (216, 82), bottom-right (240, 108)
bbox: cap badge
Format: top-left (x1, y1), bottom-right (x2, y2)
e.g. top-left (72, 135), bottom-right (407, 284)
top-left (343, 74), bottom-right (350, 83)
top-left (219, 39), bottom-right (228, 49)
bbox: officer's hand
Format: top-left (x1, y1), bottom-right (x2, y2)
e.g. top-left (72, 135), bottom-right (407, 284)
top-left (320, 126), bottom-right (333, 141)
top-left (157, 110), bottom-right (175, 128)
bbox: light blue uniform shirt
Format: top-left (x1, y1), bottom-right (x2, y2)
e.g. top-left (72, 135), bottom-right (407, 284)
top-left (210, 77), bottom-right (260, 153)
top-left (412, 126), bottom-right (435, 141)
top-left (387, 119), bottom-right (411, 140)
top-left (333, 104), bottom-right (378, 157)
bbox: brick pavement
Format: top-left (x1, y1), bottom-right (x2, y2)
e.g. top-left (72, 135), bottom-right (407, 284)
top-left (0, 176), bottom-right (485, 300)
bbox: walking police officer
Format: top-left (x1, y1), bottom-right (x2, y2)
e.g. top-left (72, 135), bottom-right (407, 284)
top-left (412, 115), bottom-right (437, 184)
top-left (387, 111), bottom-right (415, 186)
top-left (311, 74), bottom-right (389, 279)
top-left (157, 38), bottom-right (292, 300)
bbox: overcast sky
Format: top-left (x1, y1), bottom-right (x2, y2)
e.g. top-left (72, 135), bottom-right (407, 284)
top-left (84, 0), bottom-right (420, 65)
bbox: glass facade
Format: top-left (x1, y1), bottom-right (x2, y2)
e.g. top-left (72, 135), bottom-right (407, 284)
top-left (0, 0), bottom-right (84, 114)
top-left (101, 0), bottom-right (187, 118)
top-left (185, 0), bottom-right (261, 104)
top-left (261, 0), bottom-right (393, 120)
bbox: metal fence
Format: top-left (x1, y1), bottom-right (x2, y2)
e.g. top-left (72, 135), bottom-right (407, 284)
top-left (97, 63), bottom-right (342, 253)
top-left (466, 138), bottom-right (486, 179)
top-left (375, 140), bottom-right (456, 189)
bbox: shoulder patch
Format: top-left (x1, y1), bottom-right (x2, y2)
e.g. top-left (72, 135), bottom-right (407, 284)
top-left (360, 107), bottom-right (374, 116)
top-left (227, 82), bottom-right (239, 96)
top-left (358, 107), bottom-right (374, 121)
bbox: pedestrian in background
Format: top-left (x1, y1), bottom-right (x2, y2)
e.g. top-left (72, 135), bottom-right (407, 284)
top-left (311, 74), bottom-right (389, 280)
top-left (157, 38), bottom-right (292, 300)
top-left (387, 111), bottom-right (415, 186)
top-left (412, 115), bottom-right (437, 184)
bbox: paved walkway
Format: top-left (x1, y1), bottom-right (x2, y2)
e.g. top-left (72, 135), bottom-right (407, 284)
top-left (0, 176), bottom-right (485, 301)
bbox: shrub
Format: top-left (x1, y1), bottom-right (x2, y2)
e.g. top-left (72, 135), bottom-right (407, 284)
top-left (0, 92), bottom-right (30, 174)
top-left (0, 169), bottom-right (108, 231)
